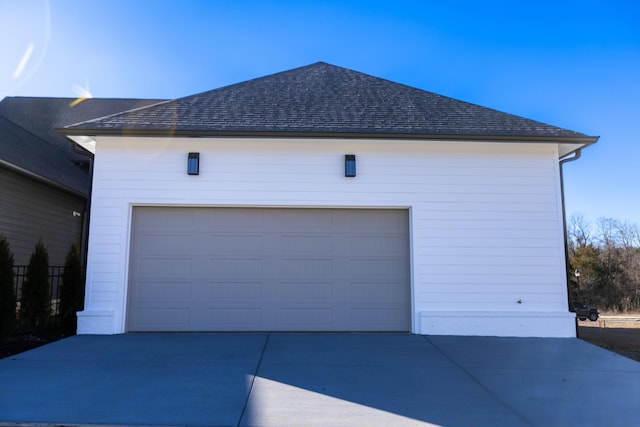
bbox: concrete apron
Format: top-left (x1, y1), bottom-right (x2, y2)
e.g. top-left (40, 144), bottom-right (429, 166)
top-left (0, 333), bottom-right (639, 427)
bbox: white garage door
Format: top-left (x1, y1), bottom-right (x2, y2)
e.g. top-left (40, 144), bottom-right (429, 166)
top-left (127, 207), bottom-right (410, 332)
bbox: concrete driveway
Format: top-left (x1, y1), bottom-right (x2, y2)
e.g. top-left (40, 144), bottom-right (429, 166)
top-left (0, 333), bottom-right (638, 427)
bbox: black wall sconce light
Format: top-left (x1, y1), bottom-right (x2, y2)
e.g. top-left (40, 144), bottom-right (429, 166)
top-left (187, 152), bottom-right (200, 175)
top-left (345, 154), bottom-right (356, 177)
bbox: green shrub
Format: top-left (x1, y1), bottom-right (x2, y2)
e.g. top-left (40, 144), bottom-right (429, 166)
top-left (60, 242), bottom-right (84, 331)
top-left (20, 239), bottom-right (50, 332)
top-left (0, 237), bottom-right (16, 341)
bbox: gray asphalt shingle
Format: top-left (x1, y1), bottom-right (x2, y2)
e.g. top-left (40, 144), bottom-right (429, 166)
top-left (0, 116), bottom-right (89, 195)
top-left (64, 62), bottom-right (595, 141)
top-left (0, 97), bottom-right (164, 195)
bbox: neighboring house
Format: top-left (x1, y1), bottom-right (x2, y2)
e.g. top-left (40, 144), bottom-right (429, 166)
top-left (61, 62), bottom-right (598, 337)
top-left (0, 97), bottom-right (162, 265)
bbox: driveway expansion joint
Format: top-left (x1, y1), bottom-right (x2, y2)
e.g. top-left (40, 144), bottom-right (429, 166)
top-left (237, 333), bottom-right (271, 426)
top-left (421, 335), bottom-right (535, 427)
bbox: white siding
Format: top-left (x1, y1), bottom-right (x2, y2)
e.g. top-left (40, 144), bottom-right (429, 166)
top-left (78, 137), bottom-right (574, 337)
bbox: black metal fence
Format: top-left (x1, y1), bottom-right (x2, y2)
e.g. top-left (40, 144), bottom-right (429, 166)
top-left (13, 265), bottom-right (85, 328)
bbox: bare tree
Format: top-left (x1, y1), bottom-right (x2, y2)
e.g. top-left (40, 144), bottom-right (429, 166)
top-left (567, 214), bottom-right (640, 312)
top-left (568, 213), bottom-right (593, 252)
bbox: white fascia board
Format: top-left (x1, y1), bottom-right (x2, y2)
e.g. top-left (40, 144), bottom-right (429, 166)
top-left (68, 135), bottom-right (97, 155)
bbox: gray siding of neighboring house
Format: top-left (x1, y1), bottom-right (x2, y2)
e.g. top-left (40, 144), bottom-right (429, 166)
top-left (0, 167), bottom-right (86, 265)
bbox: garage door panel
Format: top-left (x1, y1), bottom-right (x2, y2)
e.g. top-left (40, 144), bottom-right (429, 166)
top-left (135, 307), bottom-right (191, 327)
top-left (348, 210), bottom-right (406, 230)
top-left (281, 235), bottom-right (333, 254)
top-left (279, 281), bottom-right (333, 299)
top-left (138, 208), bottom-right (197, 229)
top-left (351, 308), bottom-right (406, 326)
top-left (350, 236), bottom-right (406, 254)
top-left (209, 235), bottom-right (264, 255)
top-left (210, 209), bottom-right (265, 229)
top-left (210, 258), bottom-right (263, 276)
top-left (138, 258), bottom-right (193, 276)
top-left (281, 210), bottom-right (334, 230)
top-left (139, 234), bottom-right (193, 253)
top-left (279, 258), bottom-right (333, 277)
top-left (209, 308), bottom-right (262, 325)
top-left (136, 281), bottom-right (191, 299)
top-left (278, 307), bottom-right (333, 325)
top-left (350, 258), bottom-right (405, 277)
top-left (351, 281), bottom-right (406, 300)
top-left (209, 281), bottom-right (263, 299)
top-left (128, 207), bottom-right (409, 332)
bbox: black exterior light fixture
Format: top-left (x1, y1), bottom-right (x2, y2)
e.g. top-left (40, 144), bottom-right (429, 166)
top-left (345, 154), bottom-right (356, 177)
top-left (187, 152), bottom-right (200, 175)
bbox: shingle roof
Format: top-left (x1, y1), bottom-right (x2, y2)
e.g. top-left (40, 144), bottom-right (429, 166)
top-left (0, 97), bottom-right (164, 161)
top-left (63, 62), bottom-right (597, 142)
top-left (0, 97), bottom-right (164, 195)
top-left (0, 115), bottom-right (90, 195)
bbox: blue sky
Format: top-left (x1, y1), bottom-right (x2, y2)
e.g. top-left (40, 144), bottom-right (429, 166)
top-left (2, 0), bottom-right (639, 227)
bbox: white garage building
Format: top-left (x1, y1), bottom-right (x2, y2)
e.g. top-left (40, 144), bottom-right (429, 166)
top-left (62, 62), bottom-right (597, 337)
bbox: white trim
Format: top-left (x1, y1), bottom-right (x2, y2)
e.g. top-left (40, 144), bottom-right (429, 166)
top-left (419, 311), bottom-right (576, 337)
top-left (77, 310), bottom-right (116, 334)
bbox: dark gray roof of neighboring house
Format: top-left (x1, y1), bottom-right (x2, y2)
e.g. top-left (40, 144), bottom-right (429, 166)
top-left (0, 115), bottom-right (90, 195)
top-left (63, 62), bottom-right (597, 142)
top-left (0, 97), bottom-right (164, 195)
top-left (0, 97), bottom-right (164, 161)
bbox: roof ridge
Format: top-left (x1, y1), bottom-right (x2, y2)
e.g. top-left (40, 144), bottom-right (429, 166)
top-left (172, 61), bottom-right (339, 101)
top-left (60, 62), bottom-right (335, 129)
top-left (312, 64), bottom-right (584, 136)
top-left (0, 115), bottom-right (88, 196)
top-left (1, 95), bottom-right (166, 103)
top-left (0, 112), bottom-right (60, 150)
top-left (63, 99), bottom-right (171, 129)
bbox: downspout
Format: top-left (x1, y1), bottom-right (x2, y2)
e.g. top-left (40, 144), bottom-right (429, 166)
top-left (69, 144), bottom-right (94, 269)
top-left (559, 149), bottom-right (582, 336)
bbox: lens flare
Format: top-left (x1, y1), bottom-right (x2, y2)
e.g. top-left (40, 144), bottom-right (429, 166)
top-left (13, 43), bottom-right (34, 79)
top-left (70, 82), bottom-right (93, 107)
top-left (2, 0), bottom-right (51, 96)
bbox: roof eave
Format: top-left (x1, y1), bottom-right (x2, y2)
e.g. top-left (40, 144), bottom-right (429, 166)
top-left (58, 127), bottom-right (600, 145)
top-left (0, 158), bottom-right (87, 198)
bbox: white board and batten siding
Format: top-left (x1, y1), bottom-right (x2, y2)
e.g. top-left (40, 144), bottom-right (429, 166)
top-left (78, 136), bottom-right (575, 337)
